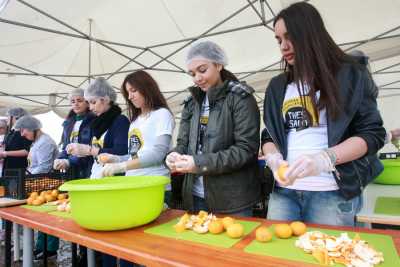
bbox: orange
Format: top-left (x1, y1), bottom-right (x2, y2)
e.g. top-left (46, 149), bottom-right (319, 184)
top-left (255, 226), bottom-right (272, 242)
top-left (274, 223), bottom-right (292, 239)
top-left (27, 197), bottom-right (34, 205)
top-left (222, 217), bottom-right (235, 230)
top-left (40, 191), bottom-right (46, 197)
top-left (32, 198), bottom-right (43, 206)
top-left (44, 194), bottom-right (54, 202)
top-left (30, 192), bottom-right (38, 199)
top-left (226, 223), bottom-right (244, 238)
top-left (173, 223), bottom-right (185, 233)
top-left (208, 219), bottom-right (224, 234)
top-left (290, 221), bottom-right (307, 236)
top-left (51, 189), bottom-right (59, 198)
top-left (277, 164), bottom-right (288, 180)
top-left (37, 196), bottom-right (46, 203)
top-left (98, 154), bottom-right (109, 164)
top-left (58, 193), bottom-right (67, 200)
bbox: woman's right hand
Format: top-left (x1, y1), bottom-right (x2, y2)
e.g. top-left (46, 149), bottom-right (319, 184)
top-left (53, 159), bottom-right (69, 171)
top-left (264, 152), bottom-right (291, 185)
top-left (165, 152), bottom-right (181, 172)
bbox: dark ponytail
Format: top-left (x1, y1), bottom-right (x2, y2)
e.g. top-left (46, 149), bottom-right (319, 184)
top-left (221, 68), bottom-right (239, 82)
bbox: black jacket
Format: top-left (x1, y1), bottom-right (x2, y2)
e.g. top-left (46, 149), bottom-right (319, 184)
top-left (173, 80), bottom-right (261, 213)
top-left (261, 62), bottom-right (386, 200)
top-left (58, 112), bottom-right (96, 178)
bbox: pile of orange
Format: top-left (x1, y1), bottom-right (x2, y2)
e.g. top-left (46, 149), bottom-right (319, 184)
top-left (26, 190), bottom-right (67, 206)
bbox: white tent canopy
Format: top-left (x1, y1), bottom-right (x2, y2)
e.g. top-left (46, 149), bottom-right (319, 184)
top-left (1, 0), bottom-right (399, 131)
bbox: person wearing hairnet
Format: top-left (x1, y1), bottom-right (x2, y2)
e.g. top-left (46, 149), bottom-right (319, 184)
top-left (165, 41), bottom-right (261, 216)
top-left (66, 77), bottom-right (129, 178)
top-left (0, 119), bottom-right (8, 177)
top-left (53, 88), bottom-right (96, 178)
top-left (14, 115), bottom-right (59, 260)
top-left (0, 107), bottom-right (32, 176)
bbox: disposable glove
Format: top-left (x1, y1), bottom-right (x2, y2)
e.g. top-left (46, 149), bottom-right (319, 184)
top-left (165, 152), bottom-right (181, 172)
top-left (285, 150), bottom-right (335, 182)
top-left (98, 153), bottom-right (121, 164)
top-left (175, 155), bottom-right (197, 173)
top-left (100, 162), bottom-right (127, 177)
top-left (53, 159), bottom-right (69, 170)
top-left (66, 143), bottom-right (91, 157)
top-left (264, 152), bottom-right (290, 185)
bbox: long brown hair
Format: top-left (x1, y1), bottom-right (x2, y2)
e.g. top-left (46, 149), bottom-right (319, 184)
top-left (274, 2), bottom-right (353, 121)
top-left (121, 70), bottom-right (170, 122)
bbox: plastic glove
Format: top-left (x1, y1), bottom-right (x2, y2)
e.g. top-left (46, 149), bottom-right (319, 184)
top-left (285, 150), bottom-right (334, 182)
top-left (165, 152), bottom-right (181, 172)
top-left (100, 162), bottom-right (127, 177)
top-left (175, 155), bottom-right (197, 173)
top-left (66, 143), bottom-right (91, 157)
top-left (264, 152), bottom-right (291, 184)
top-left (98, 153), bottom-right (121, 164)
top-left (53, 159), bottom-right (69, 170)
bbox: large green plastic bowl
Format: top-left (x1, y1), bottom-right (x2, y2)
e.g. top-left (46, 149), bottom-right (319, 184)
top-left (374, 159), bottom-right (400, 185)
top-left (59, 176), bottom-right (170, 231)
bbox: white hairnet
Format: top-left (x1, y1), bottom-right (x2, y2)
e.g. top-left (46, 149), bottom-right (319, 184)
top-left (84, 77), bottom-right (117, 102)
top-left (186, 41), bottom-right (228, 66)
top-left (6, 107), bottom-right (28, 119)
top-left (14, 115), bottom-right (42, 131)
top-left (68, 88), bottom-right (85, 100)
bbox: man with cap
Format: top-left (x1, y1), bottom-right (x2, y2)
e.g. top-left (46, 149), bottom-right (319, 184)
top-left (0, 107), bottom-right (32, 176)
top-left (14, 115), bottom-right (60, 260)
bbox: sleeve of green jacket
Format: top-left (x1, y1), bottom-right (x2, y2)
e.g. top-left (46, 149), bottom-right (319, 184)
top-left (173, 98), bottom-right (193, 155)
top-left (193, 94), bottom-right (260, 175)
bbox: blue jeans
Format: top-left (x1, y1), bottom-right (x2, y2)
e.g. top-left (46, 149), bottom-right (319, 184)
top-left (193, 195), bottom-right (253, 217)
top-left (267, 187), bottom-right (362, 226)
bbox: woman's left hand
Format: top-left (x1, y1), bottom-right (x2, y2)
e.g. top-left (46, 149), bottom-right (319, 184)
top-left (100, 162), bottom-right (127, 177)
top-left (174, 155), bottom-right (197, 173)
top-left (285, 151), bottom-right (334, 181)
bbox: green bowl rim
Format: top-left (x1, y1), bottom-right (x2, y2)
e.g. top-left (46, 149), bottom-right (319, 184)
top-left (59, 175), bottom-right (170, 191)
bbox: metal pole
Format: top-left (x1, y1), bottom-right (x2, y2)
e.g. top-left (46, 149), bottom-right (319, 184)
top-left (88, 19), bottom-right (92, 84)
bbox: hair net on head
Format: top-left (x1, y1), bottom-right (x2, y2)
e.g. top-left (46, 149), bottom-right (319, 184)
top-left (68, 88), bottom-right (85, 100)
top-left (84, 77), bottom-right (117, 102)
top-left (14, 116), bottom-right (42, 131)
top-left (186, 41), bottom-right (228, 66)
top-left (6, 107), bottom-right (28, 119)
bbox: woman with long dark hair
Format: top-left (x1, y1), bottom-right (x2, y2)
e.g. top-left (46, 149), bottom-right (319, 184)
top-left (53, 88), bottom-right (95, 178)
top-left (261, 2), bottom-right (386, 226)
top-left (99, 70), bottom-right (175, 267)
top-left (165, 41), bottom-right (261, 216)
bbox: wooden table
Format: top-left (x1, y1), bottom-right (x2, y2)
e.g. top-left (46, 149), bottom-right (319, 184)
top-left (1, 207), bottom-right (400, 267)
top-left (357, 183), bottom-right (400, 226)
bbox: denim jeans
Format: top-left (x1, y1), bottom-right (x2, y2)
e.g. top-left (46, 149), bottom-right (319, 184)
top-left (267, 187), bottom-right (362, 226)
top-left (193, 195), bottom-right (253, 217)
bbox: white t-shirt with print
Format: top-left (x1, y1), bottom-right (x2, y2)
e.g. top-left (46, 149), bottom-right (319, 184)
top-left (70, 120), bottom-right (83, 143)
top-left (281, 82), bottom-right (338, 191)
top-left (125, 108), bottom-right (175, 186)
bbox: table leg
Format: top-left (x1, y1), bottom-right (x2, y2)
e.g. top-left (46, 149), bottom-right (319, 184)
top-left (87, 248), bottom-right (96, 267)
top-left (13, 223), bottom-right (20, 262)
top-left (4, 220), bottom-right (12, 267)
top-left (22, 226), bottom-right (33, 267)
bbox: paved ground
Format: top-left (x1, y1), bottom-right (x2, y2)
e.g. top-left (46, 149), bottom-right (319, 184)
top-left (0, 236), bottom-right (72, 267)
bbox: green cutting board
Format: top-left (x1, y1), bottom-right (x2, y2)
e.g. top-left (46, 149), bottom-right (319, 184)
top-left (22, 205), bottom-right (72, 218)
top-left (244, 226), bottom-right (400, 267)
top-left (22, 204), bottom-right (57, 213)
top-left (145, 218), bottom-right (260, 248)
top-left (374, 197), bottom-right (400, 216)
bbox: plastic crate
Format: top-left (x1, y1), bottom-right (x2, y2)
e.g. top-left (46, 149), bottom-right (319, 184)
top-left (0, 169), bottom-right (74, 199)
top-left (375, 153), bottom-right (400, 185)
